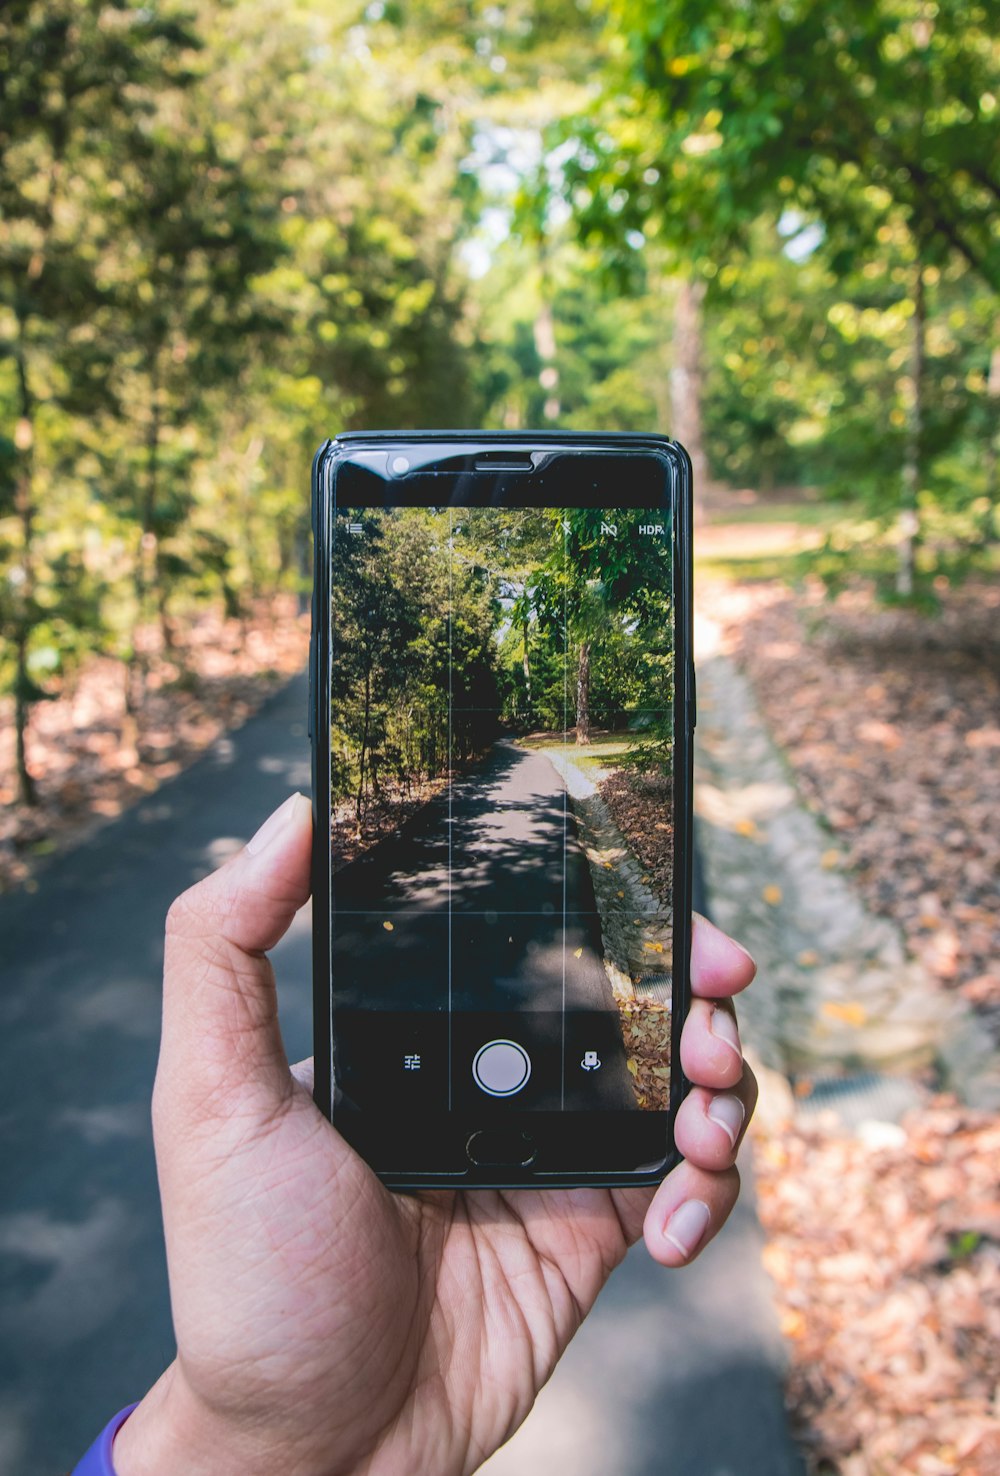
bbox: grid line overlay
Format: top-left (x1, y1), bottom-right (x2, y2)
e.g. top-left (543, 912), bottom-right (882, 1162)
top-left (448, 507), bottom-right (454, 1111)
top-left (561, 511), bottom-right (568, 1111)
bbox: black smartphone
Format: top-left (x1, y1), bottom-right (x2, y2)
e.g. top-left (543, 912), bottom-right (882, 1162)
top-left (310, 432), bottom-right (694, 1188)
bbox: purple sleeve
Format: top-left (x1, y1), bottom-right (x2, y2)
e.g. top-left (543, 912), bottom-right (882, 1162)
top-left (70, 1403), bottom-right (140, 1475)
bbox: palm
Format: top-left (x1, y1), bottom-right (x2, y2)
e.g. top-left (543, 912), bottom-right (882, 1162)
top-left (166, 1075), bottom-right (651, 1476)
top-left (397, 1184), bottom-right (649, 1472)
top-left (128, 803), bottom-right (754, 1476)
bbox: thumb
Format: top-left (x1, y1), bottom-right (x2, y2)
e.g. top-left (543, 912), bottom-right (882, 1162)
top-left (157, 793), bottom-right (313, 1123)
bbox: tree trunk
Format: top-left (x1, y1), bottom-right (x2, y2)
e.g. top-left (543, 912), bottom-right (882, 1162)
top-left (121, 661), bottom-right (139, 765)
top-left (521, 616), bottom-right (531, 717)
top-left (896, 265), bottom-right (925, 598)
top-left (130, 355), bottom-right (162, 721)
top-left (983, 333), bottom-right (1000, 544)
top-left (155, 558), bottom-right (176, 654)
top-left (14, 632), bottom-right (36, 807)
top-left (670, 276), bottom-right (708, 522)
top-left (533, 299), bottom-right (560, 422)
top-left (576, 639), bottom-right (591, 745)
top-left (356, 666), bottom-right (372, 823)
top-left (13, 311), bottom-right (38, 805)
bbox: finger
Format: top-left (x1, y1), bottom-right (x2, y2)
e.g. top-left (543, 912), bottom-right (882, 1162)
top-left (674, 1063), bottom-right (759, 1171)
top-left (290, 1056), bottom-right (315, 1094)
top-left (643, 1160), bottom-right (740, 1267)
top-left (690, 914), bottom-right (756, 999)
top-left (157, 793), bottom-right (312, 1122)
top-left (680, 997), bottom-right (745, 1089)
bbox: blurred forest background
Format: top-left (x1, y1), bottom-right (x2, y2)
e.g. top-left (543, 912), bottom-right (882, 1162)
top-left (2, 5), bottom-right (999, 1470)
top-left (2, 0), bottom-right (997, 822)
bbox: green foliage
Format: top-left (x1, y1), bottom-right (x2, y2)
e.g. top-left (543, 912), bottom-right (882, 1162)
top-left (0, 0), bottom-right (489, 798)
top-left (330, 510), bottom-right (501, 817)
top-left (1, 0), bottom-right (997, 811)
top-left (596, 0), bottom-right (999, 285)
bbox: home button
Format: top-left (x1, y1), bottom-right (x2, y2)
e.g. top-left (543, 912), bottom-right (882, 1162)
top-left (466, 1129), bottom-right (537, 1169)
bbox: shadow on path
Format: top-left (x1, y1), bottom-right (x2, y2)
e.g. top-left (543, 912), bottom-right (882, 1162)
top-left (0, 674), bottom-right (313, 1476)
top-left (332, 740), bottom-right (634, 1112)
top-left (0, 676), bottom-right (802, 1476)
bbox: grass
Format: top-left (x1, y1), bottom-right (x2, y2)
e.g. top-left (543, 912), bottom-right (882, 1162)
top-left (515, 730), bottom-right (638, 772)
top-left (704, 498), bottom-right (857, 528)
top-left (696, 492), bottom-right (1000, 589)
top-left (694, 550), bottom-right (811, 583)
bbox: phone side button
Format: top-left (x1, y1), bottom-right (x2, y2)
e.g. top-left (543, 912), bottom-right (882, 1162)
top-left (689, 658), bottom-right (697, 729)
top-left (466, 1129), bottom-right (537, 1170)
top-left (307, 636), bottom-right (315, 739)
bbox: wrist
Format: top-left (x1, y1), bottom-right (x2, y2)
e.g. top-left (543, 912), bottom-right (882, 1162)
top-left (111, 1364), bottom-right (284, 1476)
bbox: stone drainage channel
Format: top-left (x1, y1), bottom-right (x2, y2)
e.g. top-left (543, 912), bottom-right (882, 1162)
top-left (536, 745), bottom-right (674, 1004)
top-left (694, 612), bottom-right (1000, 1128)
top-left (537, 620), bottom-right (999, 1132)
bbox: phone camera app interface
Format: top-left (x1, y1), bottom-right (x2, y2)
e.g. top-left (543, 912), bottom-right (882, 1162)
top-left (329, 505), bottom-right (674, 1121)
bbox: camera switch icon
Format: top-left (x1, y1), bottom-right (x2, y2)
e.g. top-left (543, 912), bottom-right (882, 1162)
top-left (581, 1050), bottom-right (601, 1071)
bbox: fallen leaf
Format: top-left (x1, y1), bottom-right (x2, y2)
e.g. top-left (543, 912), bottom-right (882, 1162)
top-left (780, 1310), bottom-right (807, 1340)
top-left (763, 884), bottom-right (783, 905)
top-left (573, 947), bottom-right (583, 958)
top-left (382, 920), bottom-right (394, 932)
top-left (797, 949), bottom-right (820, 967)
top-left (735, 817), bottom-right (758, 837)
top-left (820, 1000), bottom-right (868, 1027)
top-left (820, 849), bottom-right (840, 870)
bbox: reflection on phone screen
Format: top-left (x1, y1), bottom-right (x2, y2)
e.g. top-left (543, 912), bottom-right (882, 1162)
top-left (329, 506), bottom-right (674, 1121)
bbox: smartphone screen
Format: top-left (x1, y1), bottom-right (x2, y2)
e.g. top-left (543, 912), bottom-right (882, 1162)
top-left (317, 442), bottom-right (689, 1181)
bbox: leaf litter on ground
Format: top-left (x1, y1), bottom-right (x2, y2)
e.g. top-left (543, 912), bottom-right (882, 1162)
top-left (0, 596), bottom-right (309, 891)
top-left (707, 573), bottom-right (1000, 1475)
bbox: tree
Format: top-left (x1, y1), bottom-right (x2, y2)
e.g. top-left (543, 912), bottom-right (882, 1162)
top-left (0, 0), bottom-right (199, 801)
top-left (534, 508), bottom-right (673, 745)
top-left (557, 0), bottom-right (999, 587)
top-left (99, 112), bottom-right (282, 715)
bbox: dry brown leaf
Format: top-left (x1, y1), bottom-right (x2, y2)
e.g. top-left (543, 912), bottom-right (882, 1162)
top-left (820, 1000), bottom-right (868, 1027)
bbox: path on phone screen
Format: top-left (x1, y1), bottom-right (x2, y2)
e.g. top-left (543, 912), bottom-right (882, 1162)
top-left (331, 737), bottom-right (635, 1111)
top-left (0, 671), bottom-right (801, 1476)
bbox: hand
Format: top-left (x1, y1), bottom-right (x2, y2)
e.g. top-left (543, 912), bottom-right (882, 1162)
top-left (113, 793), bottom-right (757, 1476)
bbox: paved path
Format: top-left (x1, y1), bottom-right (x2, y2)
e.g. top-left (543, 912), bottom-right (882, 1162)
top-left (0, 671), bottom-right (801, 1476)
top-left (332, 740), bottom-right (634, 1112)
top-left (0, 676), bottom-right (313, 1476)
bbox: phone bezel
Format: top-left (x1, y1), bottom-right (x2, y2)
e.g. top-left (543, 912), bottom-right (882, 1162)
top-left (310, 432), bottom-right (694, 1189)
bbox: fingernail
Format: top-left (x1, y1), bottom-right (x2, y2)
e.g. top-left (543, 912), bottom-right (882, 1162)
top-left (707, 1093), bottom-right (746, 1147)
top-left (246, 794), bottom-right (304, 855)
top-left (710, 1007), bottom-right (743, 1061)
top-left (662, 1199), bottom-right (711, 1259)
top-left (729, 937), bottom-right (756, 969)
top-left (716, 924), bottom-right (757, 971)
top-left (693, 915), bottom-right (757, 979)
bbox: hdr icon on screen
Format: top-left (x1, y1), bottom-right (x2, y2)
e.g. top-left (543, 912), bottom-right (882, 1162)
top-left (640, 523), bottom-right (665, 536)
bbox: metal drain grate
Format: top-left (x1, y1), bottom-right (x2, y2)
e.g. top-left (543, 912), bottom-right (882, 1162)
top-left (634, 973), bottom-right (673, 1006)
top-left (794, 1071), bottom-right (925, 1128)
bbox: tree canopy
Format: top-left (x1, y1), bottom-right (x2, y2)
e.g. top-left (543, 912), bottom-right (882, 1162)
top-left (1, 0), bottom-right (997, 802)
